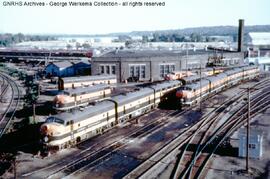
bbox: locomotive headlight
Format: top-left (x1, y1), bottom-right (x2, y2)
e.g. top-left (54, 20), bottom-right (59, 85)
top-left (44, 136), bottom-right (49, 142)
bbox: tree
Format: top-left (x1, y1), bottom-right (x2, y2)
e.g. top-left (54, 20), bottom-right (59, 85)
top-left (66, 44), bottom-right (72, 50)
top-left (190, 33), bottom-right (203, 42)
top-left (125, 40), bottom-right (132, 48)
top-left (75, 42), bottom-right (81, 50)
top-left (142, 35), bottom-right (149, 43)
top-left (82, 42), bottom-right (91, 49)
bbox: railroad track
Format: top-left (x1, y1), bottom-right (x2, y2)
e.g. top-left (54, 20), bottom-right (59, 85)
top-left (191, 85), bottom-right (270, 179)
top-left (123, 87), bottom-right (246, 179)
top-left (0, 72), bottom-right (21, 138)
top-left (173, 78), bottom-right (270, 179)
top-left (123, 77), bottom-right (270, 179)
top-left (46, 109), bottom-right (192, 179)
top-left (0, 75), bottom-right (9, 102)
top-left (21, 108), bottom-right (186, 178)
top-left (22, 77), bottom-right (270, 179)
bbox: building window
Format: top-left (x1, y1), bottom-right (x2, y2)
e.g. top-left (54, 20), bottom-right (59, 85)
top-left (129, 64), bottom-right (146, 79)
top-left (99, 64), bottom-right (116, 75)
top-left (135, 66), bottom-right (140, 77)
top-left (130, 66), bottom-right (135, 77)
top-left (141, 65), bottom-right (145, 78)
top-left (106, 66), bottom-right (110, 74)
top-left (170, 65), bottom-right (175, 72)
top-left (100, 66), bottom-right (104, 74)
top-left (159, 63), bottom-right (175, 77)
top-left (111, 65), bottom-right (116, 74)
top-left (249, 143), bottom-right (256, 149)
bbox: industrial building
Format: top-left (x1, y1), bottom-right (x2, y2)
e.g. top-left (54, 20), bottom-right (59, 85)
top-left (91, 49), bottom-right (244, 82)
top-left (45, 60), bottom-right (91, 77)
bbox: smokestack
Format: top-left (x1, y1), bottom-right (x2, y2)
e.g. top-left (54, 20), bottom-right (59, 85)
top-left (238, 19), bottom-right (244, 52)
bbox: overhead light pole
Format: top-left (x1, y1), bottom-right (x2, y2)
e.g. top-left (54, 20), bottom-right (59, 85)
top-left (240, 85), bottom-right (257, 173)
top-left (199, 58), bottom-right (202, 111)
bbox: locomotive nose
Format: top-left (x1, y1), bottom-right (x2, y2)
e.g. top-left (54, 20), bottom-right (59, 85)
top-left (176, 90), bottom-right (184, 98)
top-left (54, 95), bottom-right (65, 106)
top-left (40, 125), bottom-right (49, 135)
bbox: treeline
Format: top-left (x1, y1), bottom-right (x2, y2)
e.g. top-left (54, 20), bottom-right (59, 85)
top-left (0, 33), bottom-right (57, 47)
top-left (148, 33), bottom-right (205, 42)
top-left (129, 25), bottom-right (270, 37)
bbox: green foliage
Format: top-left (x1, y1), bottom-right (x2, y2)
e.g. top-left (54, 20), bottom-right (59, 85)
top-left (0, 33), bottom-right (57, 47)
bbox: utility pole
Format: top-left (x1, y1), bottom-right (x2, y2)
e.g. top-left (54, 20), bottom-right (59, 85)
top-left (186, 46), bottom-right (188, 76)
top-left (33, 103), bottom-right (36, 124)
top-left (240, 86), bottom-right (257, 173)
top-left (246, 87), bottom-right (250, 173)
top-left (199, 58), bottom-right (202, 111)
top-left (13, 156), bottom-right (16, 179)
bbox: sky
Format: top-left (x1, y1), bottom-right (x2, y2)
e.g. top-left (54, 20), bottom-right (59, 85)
top-left (0, 0), bottom-right (270, 35)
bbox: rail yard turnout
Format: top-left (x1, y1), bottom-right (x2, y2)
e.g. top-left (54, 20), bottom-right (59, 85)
top-left (1, 19), bottom-right (270, 179)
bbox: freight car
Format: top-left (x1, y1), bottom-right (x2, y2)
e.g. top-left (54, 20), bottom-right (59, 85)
top-left (53, 84), bottom-right (111, 111)
top-left (176, 66), bottom-right (259, 105)
top-left (58, 75), bottom-right (117, 90)
top-left (40, 80), bottom-right (182, 149)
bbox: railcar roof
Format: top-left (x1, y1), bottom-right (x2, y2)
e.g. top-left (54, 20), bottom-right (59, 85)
top-left (111, 88), bottom-right (153, 106)
top-left (52, 100), bottom-right (115, 123)
top-left (64, 84), bottom-right (110, 96)
top-left (185, 79), bottom-right (209, 90)
top-left (224, 68), bottom-right (242, 75)
top-left (60, 75), bottom-right (116, 83)
top-left (150, 80), bottom-right (181, 91)
top-left (182, 74), bottom-right (207, 83)
top-left (243, 65), bottom-right (258, 70)
top-left (206, 73), bottom-right (227, 83)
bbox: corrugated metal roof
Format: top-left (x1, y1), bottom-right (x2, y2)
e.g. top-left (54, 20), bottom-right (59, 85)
top-left (249, 32), bottom-right (270, 46)
top-left (49, 61), bottom-right (73, 68)
top-left (248, 57), bottom-right (270, 64)
top-left (97, 49), bottom-right (217, 58)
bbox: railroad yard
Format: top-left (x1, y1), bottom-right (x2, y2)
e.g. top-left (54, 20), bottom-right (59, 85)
top-left (0, 58), bottom-right (270, 179)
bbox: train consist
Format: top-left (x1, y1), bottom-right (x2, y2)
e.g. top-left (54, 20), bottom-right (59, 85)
top-left (164, 68), bottom-right (224, 81)
top-left (176, 66), bottom-right (259, 105)
top-left (41, 80), bottom-right (181, 149)
top-left (41, 65), bottom-right (259, 149)
top-left (58, 75), bottom-right (117, 90)
top-left (53, 84), bottom-right (111, 111)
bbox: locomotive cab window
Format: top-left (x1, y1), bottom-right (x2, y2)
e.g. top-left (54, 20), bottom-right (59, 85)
top-left (46, 117), bottom-right (64, 124)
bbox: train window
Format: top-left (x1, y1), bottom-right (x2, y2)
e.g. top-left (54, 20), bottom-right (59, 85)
top-left (55, 118), bottom-right (65, 124)
top-left (46, 117), bottom-right (54, 123)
